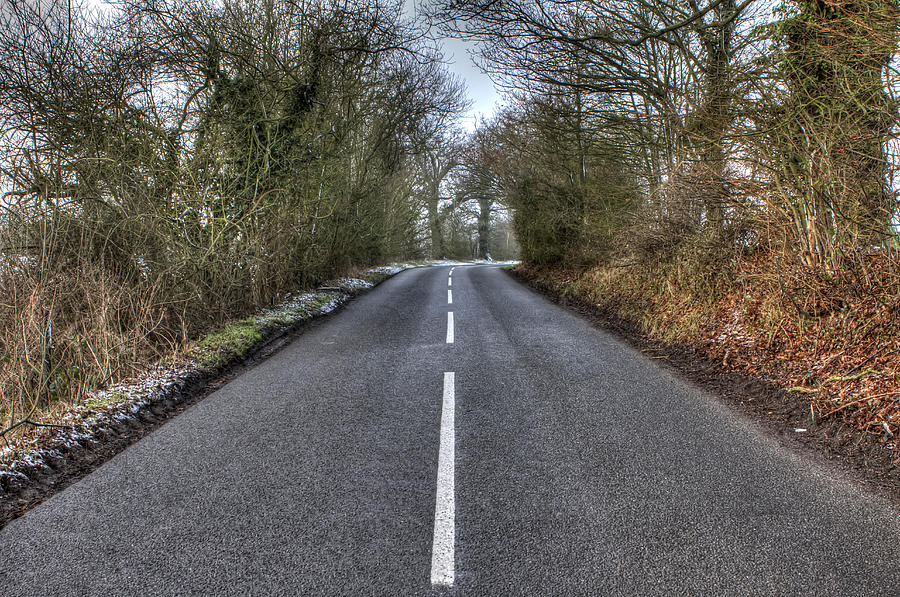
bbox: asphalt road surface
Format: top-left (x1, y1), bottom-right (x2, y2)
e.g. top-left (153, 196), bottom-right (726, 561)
top-left (1, 265), bottom-right (898, 596)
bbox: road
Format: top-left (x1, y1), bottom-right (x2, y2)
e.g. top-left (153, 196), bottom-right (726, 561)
top-left (0, 265), bottom-right (898, 596)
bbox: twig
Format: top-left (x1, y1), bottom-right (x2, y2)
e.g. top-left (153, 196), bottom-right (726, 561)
top-left (0, 417), bottom-right (72, 438)
top-left (820, 393), bottom-right (892, 419)
top-left (787, 386), bottom-right (819, 394)
top-left (787, 368), bottom-right (883, 394)
top-left (19, 420), bottom-right (74, 431)
top-left (775, 257), bottom-right (832, 320)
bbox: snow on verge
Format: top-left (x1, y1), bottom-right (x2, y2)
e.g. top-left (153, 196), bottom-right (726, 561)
top-left (0, 264), bottom-right (414, 488)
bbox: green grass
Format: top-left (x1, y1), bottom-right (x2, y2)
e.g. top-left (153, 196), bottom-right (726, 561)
top-left (184, 269), bottom-right (395, 374)
top-left (194, 318), bottom-right (264, 370)
top-left (264, 312), bottom-right (296, 327)
top-left (84, 390), bottom-right (130, 410)
top-left (310, 294), bottom-right (339, 309)
top-left (364, 272), bottom-right (390, 285)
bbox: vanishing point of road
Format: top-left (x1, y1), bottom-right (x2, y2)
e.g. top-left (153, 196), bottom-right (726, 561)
top-left (1, 265), bottom-right (898, 595)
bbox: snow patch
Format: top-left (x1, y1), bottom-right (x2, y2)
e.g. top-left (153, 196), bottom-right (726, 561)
top-left (370, 265), bottom-right (407, 275)
top-left (713, 308), bottom-right (756, 347)
top-left (335, 277), bottom-right (373, 291)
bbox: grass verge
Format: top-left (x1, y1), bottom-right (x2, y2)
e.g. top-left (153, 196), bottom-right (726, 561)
top-left (0, 266), bottom-right (409, 475)
top-left (513, 253), bottom-right (899, 467)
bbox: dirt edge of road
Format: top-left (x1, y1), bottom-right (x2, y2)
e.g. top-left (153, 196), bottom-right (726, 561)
top-left (509, 268), bottom-right (900, 507)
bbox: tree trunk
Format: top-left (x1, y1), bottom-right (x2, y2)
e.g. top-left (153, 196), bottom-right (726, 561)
top-left (477, 195), bottom-right (491, 260)
top-left (692, 0), bottom-right (738, 232)
top-left (428, 192), bottom-right (444, 259)
top-left (785, 0), bottom-right (899, 249)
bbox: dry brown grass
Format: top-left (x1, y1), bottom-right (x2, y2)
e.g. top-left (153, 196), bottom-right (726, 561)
top-left (0, 255), bottom-right (179, 432)
top-left (519, 244), bottom-right (900, 439)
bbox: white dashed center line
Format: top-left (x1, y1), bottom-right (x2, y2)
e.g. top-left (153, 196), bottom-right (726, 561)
top-left (433, 269), bottom-right (457, 585)
top-left (430, 372), bottom-right (456, 587)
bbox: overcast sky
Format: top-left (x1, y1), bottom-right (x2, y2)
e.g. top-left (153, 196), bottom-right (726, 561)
top-left (439, 34), bottom-right (502, 130)
top-left (404, 1), bottom-right (501, 130)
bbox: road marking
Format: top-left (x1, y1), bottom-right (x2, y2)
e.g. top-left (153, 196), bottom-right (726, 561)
top-left (446, 312), bottom-right (454, 343)
top-left (431, 372), bottom-right (456, 587)
top-left (448, 277), bottom-right (452, 287)
top-left (448, 289), bottom-right (453, 304)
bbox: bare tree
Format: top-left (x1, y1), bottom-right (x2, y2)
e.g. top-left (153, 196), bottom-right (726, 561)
top-left (431, 0), bottom-right (761, 231)
top-left (0, 0), bottom-right (472, 433)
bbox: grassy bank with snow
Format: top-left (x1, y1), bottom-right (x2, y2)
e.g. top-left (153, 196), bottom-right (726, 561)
top-left (0, 265), bottom-right (409, 474)
top-left (515, 253), bottom-right (899, 457)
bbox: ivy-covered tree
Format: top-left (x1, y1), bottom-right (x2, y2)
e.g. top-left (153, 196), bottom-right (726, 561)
top-left (776, 0), bottom-right (899, 264)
